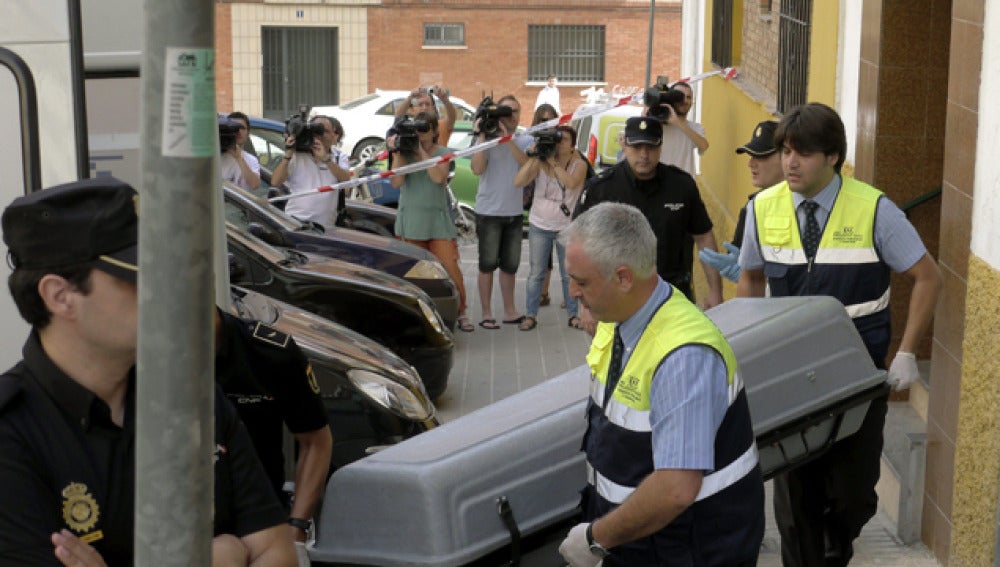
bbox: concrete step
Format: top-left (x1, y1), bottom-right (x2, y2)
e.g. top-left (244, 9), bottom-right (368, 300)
top-left (876, 399), bottom-right (927, 544)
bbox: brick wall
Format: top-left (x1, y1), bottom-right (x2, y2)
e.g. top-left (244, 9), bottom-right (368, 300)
top-left (216, 3), bottom-right (234, 112)
top-left (737, 0), bottom-right (781, 106)
top-left (367, 2), bottom-right (682, 125)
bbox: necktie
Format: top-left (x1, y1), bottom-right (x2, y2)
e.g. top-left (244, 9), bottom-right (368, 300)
top-left (603, 325), bottom-right (625, 408)
top-left (802, 200), bottom-right (821, 259)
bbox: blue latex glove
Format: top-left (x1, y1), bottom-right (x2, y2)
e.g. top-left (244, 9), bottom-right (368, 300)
top-left (699, 242), bottom-right (742, 283)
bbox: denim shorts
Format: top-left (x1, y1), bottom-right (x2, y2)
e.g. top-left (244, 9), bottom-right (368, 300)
top-left (477, 214), bottom-right (523, 273)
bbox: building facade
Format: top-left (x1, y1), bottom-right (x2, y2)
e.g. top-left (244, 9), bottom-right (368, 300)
top-left (215, 0), bottom-right (682, 125)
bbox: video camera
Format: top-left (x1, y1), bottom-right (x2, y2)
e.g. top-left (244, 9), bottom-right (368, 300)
top-left (390, 115), bottom-right (431, 155)
top-left (218, 116), bottom-right (242, 154)
top-left (474, 95), bottom-right (514, 138)
top-left (526, 129), bottom-right (562, 161)
top-left (643, 76), bottom-right (686, 122)
top-left (285, 105), bottom-right (326, 153)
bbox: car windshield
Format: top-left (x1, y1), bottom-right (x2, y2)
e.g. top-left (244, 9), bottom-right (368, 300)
top-left (340, 93), bottom-right (380, 110)
top-left (227, 222), bottom-right (286, 264)
top-left (223, 181), bottom-right (306, 233)
top-left (248, 125), bottom-right (288, 170)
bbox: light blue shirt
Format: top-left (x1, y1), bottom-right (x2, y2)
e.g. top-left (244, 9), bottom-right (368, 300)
top-left (474, 134), bottom-right (533, 217)
top-left (618, 279), bottom-right (729, 472)
top-left (738, 174), bottom-right (927, 273)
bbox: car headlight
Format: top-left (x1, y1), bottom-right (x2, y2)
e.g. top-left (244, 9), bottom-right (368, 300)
top-left (347, 369), bottom-right (434, 422)
top-left (404, 259), bottom-right (448, 280)
top-left (418, 298), bottom-right (446, 335)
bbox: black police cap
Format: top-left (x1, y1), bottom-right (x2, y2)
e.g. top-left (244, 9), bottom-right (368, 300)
top-left (736, 120), bottom-right (779, 157)
top-left (623, 116), bottom-right (663, 146)
top-left (2, 177), bottom-right (138, 282)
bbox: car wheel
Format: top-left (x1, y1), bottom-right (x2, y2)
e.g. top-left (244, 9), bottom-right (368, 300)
top-left (353, 138), bottom-right (385, 163)
top-left (454, 204), bottom-right (477, 245)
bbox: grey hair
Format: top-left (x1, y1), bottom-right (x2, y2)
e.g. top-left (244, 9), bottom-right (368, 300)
top-left (562, 202), bottom-right (657, 280)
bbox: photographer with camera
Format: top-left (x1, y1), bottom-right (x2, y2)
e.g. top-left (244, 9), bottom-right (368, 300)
top-left (271, 112), bottom-right (350, 229)
top-left (393, 85), bottom-right (457, 147)
top-left (513, 125), bottom-right (586, 331)
top-left (220, 111), bottom-right (262, 190)
top-left (387, 112), bottom-right (474, 333)
top-left (470, 94), bottom-right (532, 329)
top-left (644, 81), bottom-right (709, 177)
top-left (574, 117), bottom-right (723, 334)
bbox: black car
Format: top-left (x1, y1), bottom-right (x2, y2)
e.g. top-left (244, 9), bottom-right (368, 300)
top-left (227, 223), bottom-right (454, 400)
top-left (223, 181), bottom-right (457, 329)
top-left (230, 287), bottom-right (439, 470)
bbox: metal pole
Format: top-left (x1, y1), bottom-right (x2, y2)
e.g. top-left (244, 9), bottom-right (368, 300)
top-left (645, 0), bottom-right (655, 87)
top-left (67, 0), bottom-right (89, 180)
top-left (135, 0), bottom-right (216, 564)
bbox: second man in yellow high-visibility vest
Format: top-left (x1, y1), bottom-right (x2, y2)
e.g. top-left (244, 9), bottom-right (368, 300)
top-left (737, 102), bottom-right (942, 566)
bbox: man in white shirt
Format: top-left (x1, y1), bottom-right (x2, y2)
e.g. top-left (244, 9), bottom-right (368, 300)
top-left (649, 83), bottom-right (709, 177)
top-left (534, 75), bottom-right (561, 116)
top-left (271, 114), bottom-right (351, 229)
top-left (221, 111), bottom-right (262, 191)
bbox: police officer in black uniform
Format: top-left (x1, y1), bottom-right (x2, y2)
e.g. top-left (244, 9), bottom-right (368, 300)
top-left (574, 116), bottom-right (723, 325)
top-left (0, 178), bottom-right (295, 565)
top-left (214, 307), bottom-right (332, 549)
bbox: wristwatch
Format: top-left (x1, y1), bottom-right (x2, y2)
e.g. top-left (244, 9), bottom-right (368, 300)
top-left (586, 523), bottom-right (610, 558)
top-left (288, 517), bottom-right (312, 532)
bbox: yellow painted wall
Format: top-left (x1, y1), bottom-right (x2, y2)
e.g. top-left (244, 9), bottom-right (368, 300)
top-left (951, 255), bottom-right (1000, 564)
top-left (807, 1), bottom-right (840, 105)
top-left (694, 1), bottom-right (843, 299)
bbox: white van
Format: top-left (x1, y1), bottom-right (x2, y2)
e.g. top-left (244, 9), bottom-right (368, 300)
top-left (570, 103), bottom-right (644, 171)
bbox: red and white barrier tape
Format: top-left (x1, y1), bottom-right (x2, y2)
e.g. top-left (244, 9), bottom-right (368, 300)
top-left (268, 67), bottom-right (737, 204)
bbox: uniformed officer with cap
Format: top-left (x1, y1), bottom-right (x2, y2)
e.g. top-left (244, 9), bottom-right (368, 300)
top-left (213, 306), bottom-right (332, 555)
top-left (699, 119), bottom-right (784, 282)
top-left (574, 116), bottom-right (723, 332)
top-left (0, 178), bottom-right (295, 565)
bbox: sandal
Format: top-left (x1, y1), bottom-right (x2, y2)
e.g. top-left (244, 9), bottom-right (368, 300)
top-left (539, 293), bottom-right (551, 307)
top-left (479, 319), bottom-right (500, 330)
top-left (568, 316), bottom-right (582, 329)
top-left (519, 316), bottom-right (537, 331)
top-left (456, 317), bottom-right (475, 333)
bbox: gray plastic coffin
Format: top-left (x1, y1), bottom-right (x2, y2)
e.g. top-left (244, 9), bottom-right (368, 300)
top-left (706, 296), bottom-right (888, 476)
top-left (310, 296), bottom-right (886, 566)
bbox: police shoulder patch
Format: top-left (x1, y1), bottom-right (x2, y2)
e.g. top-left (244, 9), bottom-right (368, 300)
top-left (251, 322), bottom-right (290, 348)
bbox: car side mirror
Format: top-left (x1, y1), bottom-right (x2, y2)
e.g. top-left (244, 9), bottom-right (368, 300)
top-left (247, 222), bottom-right (283, 246)
top-left (266, 182), bottom-right (290, 212)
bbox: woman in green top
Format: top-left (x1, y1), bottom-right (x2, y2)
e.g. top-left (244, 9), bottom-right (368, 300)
top-left (389, 112), bottom-right (473, 332)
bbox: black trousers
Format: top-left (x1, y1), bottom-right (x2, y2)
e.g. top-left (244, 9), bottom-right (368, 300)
top-left (773, 392), bottom-right (889, 566)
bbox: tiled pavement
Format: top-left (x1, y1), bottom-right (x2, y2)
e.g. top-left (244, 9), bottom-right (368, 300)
top-left (435, 239), bottom-right (940, 567)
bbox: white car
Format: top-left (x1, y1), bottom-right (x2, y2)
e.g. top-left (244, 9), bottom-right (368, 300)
top-left (311, 89), bottom-right (478, 164)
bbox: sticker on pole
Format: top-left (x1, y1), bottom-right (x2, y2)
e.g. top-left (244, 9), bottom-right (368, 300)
top-left (161, 47), bottom-right (216, 157)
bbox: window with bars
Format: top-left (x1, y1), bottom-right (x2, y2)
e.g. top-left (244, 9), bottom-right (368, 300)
top-left (777, 0), bottom-right (812, 113)
top-left (711, 0), bottom-right (734, 68)
top-left (261, 26), bottom-right (339, 121)
top-left (423, 23), bottom-right (465, 47)
top-left (527, 25), bottom-right (605, 83)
